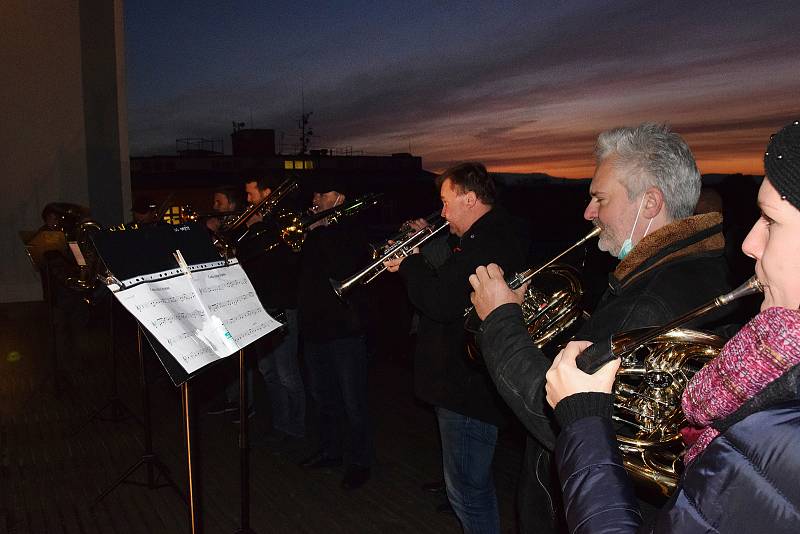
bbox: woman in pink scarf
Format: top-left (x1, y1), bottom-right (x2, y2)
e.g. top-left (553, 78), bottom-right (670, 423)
top-left (545, 121), bottom-right (800, 533)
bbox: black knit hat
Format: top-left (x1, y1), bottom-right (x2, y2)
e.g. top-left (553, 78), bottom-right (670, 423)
top-left (764, 120), bottom-right (800, 210)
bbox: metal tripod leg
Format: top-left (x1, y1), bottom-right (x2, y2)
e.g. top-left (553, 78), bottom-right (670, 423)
top-left (91, 324), bottom-right (185, 509)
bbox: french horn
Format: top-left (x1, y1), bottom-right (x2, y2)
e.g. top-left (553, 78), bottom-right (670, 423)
top-left (465, 227), bottom-right (600, 358)
top-left (577, 276), bottom-right (762, 495)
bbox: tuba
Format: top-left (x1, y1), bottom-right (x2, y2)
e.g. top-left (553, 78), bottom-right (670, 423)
top-left (464, 226), bottom-right (600, 357)
top-left (576, 276), bottom-right (762, 495)
top-left (330, 215), bottom-right (450, 298)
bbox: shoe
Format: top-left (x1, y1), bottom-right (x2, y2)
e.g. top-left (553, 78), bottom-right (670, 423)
top-left (436, 502), bottom-right (455, 515)
top-left (299, 451), bottom-right (343, 469)
top-left (421, 479), bottom-right (446, 494)
top-left (231, 405), bottom-right (255, 424)
top-left (206, 400), bottom-right (238, 415)
top-left (341, 466), bottom-right (371, 490)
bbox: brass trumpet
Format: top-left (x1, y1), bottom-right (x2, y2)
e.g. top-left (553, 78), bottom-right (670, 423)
top-left (330, 217), bottom-right (450, 298)
top-left (576, 276), bottom-right (762, 496)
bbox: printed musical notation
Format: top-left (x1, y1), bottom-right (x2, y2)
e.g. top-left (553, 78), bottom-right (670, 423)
top-left (113, 263), bottom-right (281, 375)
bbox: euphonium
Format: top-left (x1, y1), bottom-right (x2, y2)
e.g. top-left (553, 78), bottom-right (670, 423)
top-left (576, 276), bottom-right (762, 496)
top-left (330, 216), bottom-right (450, 298)
top-left (464, 226), bottom-right (601, 355)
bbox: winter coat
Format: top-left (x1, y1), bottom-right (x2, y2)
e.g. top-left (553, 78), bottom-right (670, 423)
top-left (477, 212), bottom-right (738, 449)
top-left (399, 207), bottom-right (529, 426)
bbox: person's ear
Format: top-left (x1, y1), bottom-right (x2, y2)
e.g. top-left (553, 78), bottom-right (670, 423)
top-left (643, 187), bottom-right (664, 219)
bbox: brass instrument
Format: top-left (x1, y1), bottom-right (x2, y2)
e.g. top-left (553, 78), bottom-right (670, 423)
top-left (330, 216), bottom-right (450, 298)
top-left (464, 226), bottom-right (601, 353)
top-left (214, 178), bottom-right (299, 255)
top-left (576, 276), bottom-right (762, 495)
top-left (367, 210), bottom-right (442, 260)
top-left (276, 192), bottom-right (382, 253)
top-left (37, 203), bottom-right (105, 296)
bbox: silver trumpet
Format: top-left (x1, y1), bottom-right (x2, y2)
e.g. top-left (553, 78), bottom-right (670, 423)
top-left (330, 217), bottom-right (450, 298)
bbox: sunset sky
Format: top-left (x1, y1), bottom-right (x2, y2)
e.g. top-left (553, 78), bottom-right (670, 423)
top-left (125, 0), bottom-right (799, 178)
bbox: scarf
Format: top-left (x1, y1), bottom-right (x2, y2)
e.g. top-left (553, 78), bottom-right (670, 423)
top-left (681, 306), bottom-right (800, 465)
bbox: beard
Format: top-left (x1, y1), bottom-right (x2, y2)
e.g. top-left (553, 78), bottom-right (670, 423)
top-left (594, 221), bottom-right (621, 256)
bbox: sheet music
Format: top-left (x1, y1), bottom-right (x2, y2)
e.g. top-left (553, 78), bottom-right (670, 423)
top-left (113, 262), bottom-right (281, 375)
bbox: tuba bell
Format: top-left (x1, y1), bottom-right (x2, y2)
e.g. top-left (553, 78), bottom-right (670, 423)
top-left (576, 276), bottom-right (762, 495)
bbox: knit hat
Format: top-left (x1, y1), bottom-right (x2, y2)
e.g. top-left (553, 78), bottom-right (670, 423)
top-left (764, 120), bottom-right (800, 210)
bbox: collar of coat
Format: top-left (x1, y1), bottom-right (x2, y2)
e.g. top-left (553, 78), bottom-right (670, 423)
top-left (611, 211), bottom-right (725, 290)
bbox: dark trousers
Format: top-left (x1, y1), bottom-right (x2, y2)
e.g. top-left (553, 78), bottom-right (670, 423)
top-left (304, 335), bottom-right (373, 467)
top-left (517, 437), bottom-right (566, 534)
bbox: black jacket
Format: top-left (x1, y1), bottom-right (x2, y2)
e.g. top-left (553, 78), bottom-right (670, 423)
top-left (477, 213), bottom-right (739, 449)
top-left (297, 219), bottom-right (369, 342)
top-left (237, 220), bottom-right (300, 312)
top-left (399, 207), bottom-right (529, 426)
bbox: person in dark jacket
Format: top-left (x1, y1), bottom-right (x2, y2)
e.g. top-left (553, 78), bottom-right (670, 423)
top-left (543, 120), bottom-right (800, 534)
top-left (385, 162), bottom-right (530, 534)
top-left (297, 177), bottom-right (374, 491)
top-left (208, 176), bottom-right (306, 444)
top-left (469, 124), bottom-right (739, 533)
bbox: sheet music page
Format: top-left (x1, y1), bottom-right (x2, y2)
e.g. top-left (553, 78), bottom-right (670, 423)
top-left (113, 262), bottom-right (281, 374)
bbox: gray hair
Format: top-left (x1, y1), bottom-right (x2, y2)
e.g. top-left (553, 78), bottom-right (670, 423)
top-left (595, 123), bottom-right (701, 220)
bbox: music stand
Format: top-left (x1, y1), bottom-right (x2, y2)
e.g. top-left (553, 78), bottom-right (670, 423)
top-left (89, 223), bottom-right (280, 534)
top-left (71, 295), bottom-right (138, 436)
top-left (21, 229), bottom-right (68, 395)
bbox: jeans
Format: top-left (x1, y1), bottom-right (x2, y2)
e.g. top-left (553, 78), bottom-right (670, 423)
top-left (227, 309), bottom-right (305, 437)
top-left (257, 309), bottom-right (305, 437)
top-left (437, 406), bottom-right (499, 534)
top-left (304, 335), bottom-right (372, 467)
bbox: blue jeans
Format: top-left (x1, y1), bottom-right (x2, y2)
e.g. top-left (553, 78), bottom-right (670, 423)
top-left (227, 309), bottom-right (305, 437)
top-left (304, 335), bottom-right (372, 467)
top-left (436, 407), bottom-right (499, 534)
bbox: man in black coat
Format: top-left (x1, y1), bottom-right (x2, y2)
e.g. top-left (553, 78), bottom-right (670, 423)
top-left (468, 124), bottom-right (741, 533)
top-left (297, 177), bottom-right (374, 491)
top-left (385, 162), bottom-right (530, 534)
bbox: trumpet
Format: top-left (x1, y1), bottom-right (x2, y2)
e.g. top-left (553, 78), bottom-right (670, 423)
top-left (368, 211), bottom-right (442, 260)
top-left (330, 217), bottom-right (450, 298)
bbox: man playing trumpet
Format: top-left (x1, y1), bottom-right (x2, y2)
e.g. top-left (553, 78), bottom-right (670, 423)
top-left (469, 123), bottom-right (742, 533)
top-left (385, 162), bottom-right (530, 533)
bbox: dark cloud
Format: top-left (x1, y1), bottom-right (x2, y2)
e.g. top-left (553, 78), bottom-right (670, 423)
top-left (127, 1), bottom-right (800, 176)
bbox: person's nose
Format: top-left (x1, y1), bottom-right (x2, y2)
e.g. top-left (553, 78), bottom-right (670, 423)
top-left (583, 200), bottom-right (598, 221)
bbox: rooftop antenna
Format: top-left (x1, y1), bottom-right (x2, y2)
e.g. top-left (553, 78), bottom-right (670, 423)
top-left (298, 84), bottom-right (313, 155)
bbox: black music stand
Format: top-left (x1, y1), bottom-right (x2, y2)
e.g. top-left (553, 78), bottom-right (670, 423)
top-left (71, 295), bottom-right (137, 436)
top-left (91, 324), bottom-right (185, 508)
top-left (21, 229), bottom-right (68, 395)
top-left (89, 223), bottom-right (276, 534)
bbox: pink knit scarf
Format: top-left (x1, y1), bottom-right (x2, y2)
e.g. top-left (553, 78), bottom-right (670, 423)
top-left (681, 306), bottom-right (800, 465)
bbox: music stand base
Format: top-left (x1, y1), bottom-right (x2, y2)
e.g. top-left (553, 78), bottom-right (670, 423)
top-left (90, 453), bottom-right (186, 509)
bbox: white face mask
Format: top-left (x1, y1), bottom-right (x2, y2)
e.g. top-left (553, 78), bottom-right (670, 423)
top-left (617, 194), bottom-right (654, 260)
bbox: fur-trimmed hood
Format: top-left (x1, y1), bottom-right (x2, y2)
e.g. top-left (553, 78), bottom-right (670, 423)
top-left (613, 212), bottom-right (725, 289)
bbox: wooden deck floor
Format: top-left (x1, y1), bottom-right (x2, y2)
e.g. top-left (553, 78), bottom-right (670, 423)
top-left (0, 301), bottom-right (525, 534)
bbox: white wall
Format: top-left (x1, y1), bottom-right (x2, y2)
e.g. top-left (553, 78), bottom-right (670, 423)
top-left (0, 0), bottom-right (129, 302)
